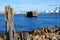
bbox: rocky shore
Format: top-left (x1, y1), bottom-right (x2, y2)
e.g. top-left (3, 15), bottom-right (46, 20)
top-left (0, 25), bottom-right (60, 40)
top-left (27, 25), bottom-right (60, 40)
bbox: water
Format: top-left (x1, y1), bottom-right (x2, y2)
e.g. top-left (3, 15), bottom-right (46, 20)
top-left (0, 14), bottom-right (60, 32)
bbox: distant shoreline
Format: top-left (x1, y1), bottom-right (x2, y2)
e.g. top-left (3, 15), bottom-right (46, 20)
top-left (0, 13), bottom-right (60, 15)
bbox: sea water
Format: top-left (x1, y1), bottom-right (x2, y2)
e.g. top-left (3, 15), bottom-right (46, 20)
top-left (0, 14), bottom-right (60, 32)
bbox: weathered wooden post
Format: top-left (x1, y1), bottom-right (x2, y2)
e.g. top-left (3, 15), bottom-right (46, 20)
top-left (20, 31), bottom-right (29, 40)
top-left (5, 5), bottom-right (15, 40)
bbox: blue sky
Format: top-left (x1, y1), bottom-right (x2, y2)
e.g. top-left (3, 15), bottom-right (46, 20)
top-left (0, 0), bottom-right (60, 11)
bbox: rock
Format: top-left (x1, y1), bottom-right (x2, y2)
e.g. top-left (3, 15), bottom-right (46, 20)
top-left (33, 35), bottom-right (39, 40)
top-left (0, 38), bottom-right (4, 40)
top-left (38, 37), bottom-right (43, 40)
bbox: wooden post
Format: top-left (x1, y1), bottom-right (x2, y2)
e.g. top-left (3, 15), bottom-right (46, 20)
top-left (5, 5), bottom-right (15, 40)
top-left (20, 31), bottom-right (28, 40)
